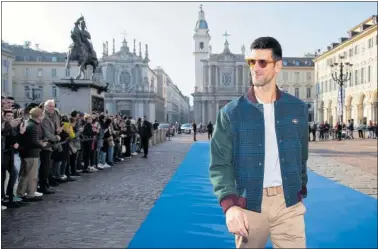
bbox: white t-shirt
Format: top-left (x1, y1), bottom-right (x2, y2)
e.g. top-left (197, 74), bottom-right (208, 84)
top-left (256, 97), bottom-right (283, 188)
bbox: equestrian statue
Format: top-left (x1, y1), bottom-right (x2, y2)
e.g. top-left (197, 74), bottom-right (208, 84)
top-left (65, 16), bottom-right (99, 80)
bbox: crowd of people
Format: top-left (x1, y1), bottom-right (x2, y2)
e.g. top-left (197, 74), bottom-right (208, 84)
top-left (309, 119), bottom-right (378, 141)
top-left (1, 96), bottom-right (154, 210)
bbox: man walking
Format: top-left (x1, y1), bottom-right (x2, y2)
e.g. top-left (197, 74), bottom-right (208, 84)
top-left (139, 116), bottom-right (152, 158)
top-left (192, 120), bottom-right (197, 141)
top-left (209, 37), bottom-right (309, 248)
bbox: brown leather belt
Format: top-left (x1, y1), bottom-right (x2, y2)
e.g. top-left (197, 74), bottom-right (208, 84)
top-left (263, 186), bottom-right (283, 196)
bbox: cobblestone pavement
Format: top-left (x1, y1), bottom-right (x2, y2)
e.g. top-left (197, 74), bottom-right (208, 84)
top-left (308, 139), bottom-right (377, 198)
top-left (1, 134), bottom-right (193, 248)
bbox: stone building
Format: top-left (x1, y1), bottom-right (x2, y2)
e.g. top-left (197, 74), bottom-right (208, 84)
top-left (1, 41), bottom-right (79, 108)
top-left (314, 15), bottom-right (377, 125)
top-left (1, 44), bottom-right (14, 97)
top-left (191, 5), bottom-right (315, 124)
top-left (154, 67), bottom-right (190, 124)
top-left (99, 38), bottom-right (163, 121)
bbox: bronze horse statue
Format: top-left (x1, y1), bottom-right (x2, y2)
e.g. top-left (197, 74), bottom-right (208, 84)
top-left (65, 16), bottom-right (99, 80)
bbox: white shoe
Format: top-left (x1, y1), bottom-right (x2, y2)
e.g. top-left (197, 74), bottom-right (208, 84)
top-left (103, 163), bottom-right (111, 168)
top-left (2, 205), bottom-right (7, 210)
top-left (132, 152), bottom-right (137, 156)
top-left (60, 175), bottom-right (67, 180)
top-left (90, 166), bottom-right (98, 172)
top-left (97, 164), bottom-right (104, 170)
top-left (34, 192), bottom-right (43, 197)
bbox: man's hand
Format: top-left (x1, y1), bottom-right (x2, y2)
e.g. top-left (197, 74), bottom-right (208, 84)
top-left (225, 206), bottom-right (249, 237)
top-left (41, 141), bottom-right (48, 148)
top-left (56, 135), bottom-right (61, 141)
top-left (19, 121), bottom-right (26, 134)
top-left (56, 126), bottom-right (63, 133)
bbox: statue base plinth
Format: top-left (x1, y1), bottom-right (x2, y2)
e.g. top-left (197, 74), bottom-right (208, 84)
top-left (53, 78), bottom-right (108, 114)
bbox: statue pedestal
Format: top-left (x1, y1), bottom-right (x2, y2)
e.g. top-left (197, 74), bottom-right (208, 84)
top-left (53, 78), bottom-right (108, 114)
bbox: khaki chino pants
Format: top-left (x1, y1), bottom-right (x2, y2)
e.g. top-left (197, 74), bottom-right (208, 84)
top-left (16, 157), bottom-right (39, 198)
top-left (235, 186), bottom-right (306, 248)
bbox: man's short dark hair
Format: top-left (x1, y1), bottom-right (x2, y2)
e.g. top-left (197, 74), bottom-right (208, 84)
top-left (6, 96), bottom-right (14, 100)
top-left (70, 110), bottom-right (78, 117)
top-left (250, 37), bottom-right (282, 61)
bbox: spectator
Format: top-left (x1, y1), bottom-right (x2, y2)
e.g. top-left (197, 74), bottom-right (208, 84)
top-left (17, 107), bottom-right (47, 202)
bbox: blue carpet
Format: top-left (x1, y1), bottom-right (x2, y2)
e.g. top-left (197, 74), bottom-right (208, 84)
top-left (128, 142), bottom-right (377, 248)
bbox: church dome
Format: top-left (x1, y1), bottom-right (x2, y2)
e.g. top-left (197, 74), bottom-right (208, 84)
top-left (195, 19), bottom-right (208, 30)
top-left (194, 5), bottom-right (209, 31)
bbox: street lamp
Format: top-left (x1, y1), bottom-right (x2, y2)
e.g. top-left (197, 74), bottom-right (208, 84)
top-left (26, 86), bottom-right (42, 103)
top-left (330, 55), bottom-right (352, 123)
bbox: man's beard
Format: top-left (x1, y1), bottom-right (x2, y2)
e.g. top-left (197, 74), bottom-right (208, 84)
top-left (253, 74), bottom-right (274, 87)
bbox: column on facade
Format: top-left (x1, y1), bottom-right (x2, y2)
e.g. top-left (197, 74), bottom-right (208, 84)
top-left (372, 102), bottom-right (378, 122)
top-left (201, 101), bottom-right (205, 124)
top-left (131, 100), bottom-right (136, 118)
top-left (148, 101), bottom-right (156, 122)
top-left (216, 101), bottom-right (220, 117)
top-left (235, 66), bottom-right (238, 91)
top-left (216, 66), bottom-right (220, 89)
top-left (208, 65), bottom-right (212, 93)
top-left (208, 101), bottom-right (215, 123)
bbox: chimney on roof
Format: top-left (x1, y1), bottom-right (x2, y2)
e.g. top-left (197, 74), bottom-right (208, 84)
top-left (332, 43), bottom-right (339, 49)
top-left (327, 46), bottom-right (331, 51)
top-left (339, 37), bottom-right (348, 43)
top-left (35, 44), bottom-right (39, 50)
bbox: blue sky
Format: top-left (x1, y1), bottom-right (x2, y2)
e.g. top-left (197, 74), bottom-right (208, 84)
top-left (2, 1), bottom-right (376, 103)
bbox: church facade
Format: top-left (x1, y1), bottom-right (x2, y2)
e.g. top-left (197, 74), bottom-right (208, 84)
top-left (192, 6), bottom-right (316, 124)
top-left (99, 38), bottom-right (165, 121)
top-left (192, 6), bottom-right (251, 124)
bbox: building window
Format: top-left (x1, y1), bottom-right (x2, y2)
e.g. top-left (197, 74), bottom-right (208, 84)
top-left (24, 86), bottom-right (30, 99)
top-left (306, 87), bottom-right (311, 99)
top-left (354, 45), bottom-right (358, 54)
top-left (368, 66), bottom-right (371, 82)
top-left (283, 72), bottom-right (288, 81)
top-left (361, 67), bottom-right (364, 84)
top-left (349, 48), bottom-right (353, 57)
top-left (24, 68), bottom-right (29, 78)
top-left (37, 68), bottom-right (43, 78)
top-left (52, 56), bottom-right (57, 62)
top-left (355, 70), bottom-right (358, 85)
top-left (52, 68), bottom-right (57, 77)
top-left (294, 72), bottom-right (300, 82)
top-left (36, 86), bottom-right (43, 100)
top-left (2, 79), bottom-right (8, 95)
top-left (66, 68), bottom-right (70, 77)
top-left (295, 87), bottom-right (300, 98)
top-left (52, 86), bottom-right (57, 97)
top-left (306, 72), bottom-right (311, 81)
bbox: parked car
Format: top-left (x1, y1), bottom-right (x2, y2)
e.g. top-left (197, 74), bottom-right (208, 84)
top-left (180, 123), bottom-right (192, 134)
top-left (158, 123), bottom-right (175, 136)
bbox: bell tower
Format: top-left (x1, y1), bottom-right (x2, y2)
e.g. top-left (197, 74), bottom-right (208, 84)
top-left (193, 4), bottom-right (210, 92)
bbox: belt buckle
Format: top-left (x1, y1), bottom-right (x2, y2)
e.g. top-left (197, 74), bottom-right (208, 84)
top-left (267, 187), bottom-right (277, 196)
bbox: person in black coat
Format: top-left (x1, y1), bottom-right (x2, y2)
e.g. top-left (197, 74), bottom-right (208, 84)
top-left (207, 121), bottom-right (213, 140)
top-left (139, 116), bottom-right (152, 158)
